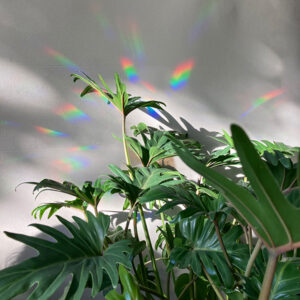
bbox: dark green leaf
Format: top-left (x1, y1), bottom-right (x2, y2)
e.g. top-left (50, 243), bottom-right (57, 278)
top-left (105, 265), bottom-right (144, 300)
top-left (0, 212), bottom-right (132, 299)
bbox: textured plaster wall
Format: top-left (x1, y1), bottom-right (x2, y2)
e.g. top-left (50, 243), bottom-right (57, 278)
top-left (0, 0), bottom-right (300, 298)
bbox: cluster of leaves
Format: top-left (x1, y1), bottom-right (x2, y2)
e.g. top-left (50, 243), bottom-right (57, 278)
top-left (21, 178), bottom-right (108, 219)
top-left (1, 73), bottom-right (299, 300)
top-left (71, 72), bottom-right (165, 117)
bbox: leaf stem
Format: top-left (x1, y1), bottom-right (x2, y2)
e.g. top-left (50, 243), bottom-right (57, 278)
top-left (122, 116), bottom-right (131, 166)
top-left (248, 227), bottom-right (253, 252)
top-left (189, 268), bottom-right (194, 299)
top-left (242, 225), bottom-right (249, 244)
top-left (202, 264), bottom-right (225, 300)
top-left (138, 284), bottom-right (167, 299)
top-left (177, 276), bottom-right (198, 300)
top-left (133, 210), bottom-right (148, 287)
top-left (144, 257), bottom-right (168, 265)
top-left (258, 252), bottom-right (278, 300)
top-left (213, 219), bottom-right (233, 269)
top-left (245, 239), bottom-right (262, 277)
top-left (166, 271), bottom-right (171, 300)
top-left (124, 205), bottom-right (136, 238)
top-left (138, 204), bottom-right (164, 296)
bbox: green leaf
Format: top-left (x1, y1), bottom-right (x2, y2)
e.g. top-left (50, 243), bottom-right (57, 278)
top-left (174, 273), bottom-right (191, 299)
top-left (73, 72), bottom-right (166, 117)
top-left (244, 258), bottom-right (300, 300)
top-left (169, 216), bottom-right (248, 289)
top-left (31, 199), bottom-right (84, 219)
top-left (105, 265), bottom-right (144, 300)
top-left (126, 125), bottom-right (178, 167)
top-left (0, 212), bottom-right (132, 299)
top-left (227, 291), bottom-right (243, 300)
top-left (231, 124), bottom-right (300, 253)
top-left (270, 259), bottom-right (300, 299)
top-left (108, 166), bottom-right (185, 204)
top-left (124, 100), bottom-right (165, 116)
top-left (174, 273), bottom-right (209, 300)
top-left (170, 125), bottom-right (300, 254)
top-left (222, 129), bottom-right (234, 147)
top-left (22, 179), bottom-right (108, 219)
top-left (140, 185), bottom-right (228, 222)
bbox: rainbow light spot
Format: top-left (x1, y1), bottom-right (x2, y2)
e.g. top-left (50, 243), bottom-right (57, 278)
top-left (141, 81), bottom-right (156, 93)
top-left (53, 156), bottom-right (89, 173)
top-left (145, 107), bottom-right (160, 120)
top-left (35, 126), bottom-right (68, 137)
top-left (0, 120), bottom-right (19, 126)
top-left (188, 1), bottom-right (217, 43)
top-left (131, 22), bottom-right (145, 61)
top-left (68, 145), bottom-right (98, 151)
top-left (44, 47), bottom-right (82, 73)
top-left (241, 89), bottom-right (285, 117)
top-left (55, 103), bottom-right (90, 122)
top-left (170, 59), bottom-right (195, 90)
top-left (120, 57), bottom-right (139, 83)
top-left (97, 15), bottom-right (116, 40)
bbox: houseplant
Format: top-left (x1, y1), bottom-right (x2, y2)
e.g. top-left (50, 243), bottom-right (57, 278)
top-left (0, 73), bottom-right (299, 299)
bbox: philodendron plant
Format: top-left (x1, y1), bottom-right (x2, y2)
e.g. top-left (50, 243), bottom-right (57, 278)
top-left (0, 73), bottom-right (299, 300)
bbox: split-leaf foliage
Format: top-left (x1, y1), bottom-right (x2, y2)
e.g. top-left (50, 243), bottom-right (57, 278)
top-left (1, 73), bottom-right (299, 300)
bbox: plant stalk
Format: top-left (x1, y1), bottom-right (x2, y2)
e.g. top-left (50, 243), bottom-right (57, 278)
top-left (258, 252), bottom-right (278, 300)
top-left (202, 265), bottom-right (225, 300)
top-left (248, 227), bottom-right (253, 252)
top-left (133, 210), bottom-right (148, 287)
top-left (213, 219), bottom-right (233, 269)
top-left (158, 200), bottom-right (166, 230)
top-left (177, 276), bottom-right (198, 300)
top-left (166, 271), bottom-right (171, 300)
top-left (124, 205), bottom-right (135, 238)
top-left (243, 225), bottom-right (249, 244)
top-left (122, 116), bottom-right (131, 166)
top-left (121, 115), bottom-right (151, 290)
top-left (138, 204), bottom-right (164, 296)
top-left (138, 284), bottom-right (167, 299)
top-left (121, 113), bottom-right (163, 296)
top-left (189, 268), bottom-right (194, 299)
top-left (245, 239), bottom-right (262, 277)
top-left (93, 204), bottom-right (98, 217)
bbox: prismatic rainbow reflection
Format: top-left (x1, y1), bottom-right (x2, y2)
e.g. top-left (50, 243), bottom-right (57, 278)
top-left (68, 145), bottom-right (98, 151)
top-left (240, 89), bottom-right (285, 117)
top-left (120, 57), bottom-right (139, 83)
top-left (130, 22), bottom-right (145, 61)
top-left (170, 59), bottom-right (195, 90)
top-left (44, 47), bottom-right (82, 73)
top-left (35, 126), bottom-right (68, 137)
top-left (0, 120), bottom-right (19, 126)
top-left (53, 156), bottom-right (89, 173)
top-left (188, 1), bottom-right (218, 43)
top-left (145, 107), bottom-right (160, 119)
top-left (96, 14), bottom-right (115, 40)
top-left (55, 103), bottom-right (90, 122)
top-left (141, 81), bottom-right (156, 93)
top-left (90, 2), bottom-right (116, 41)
